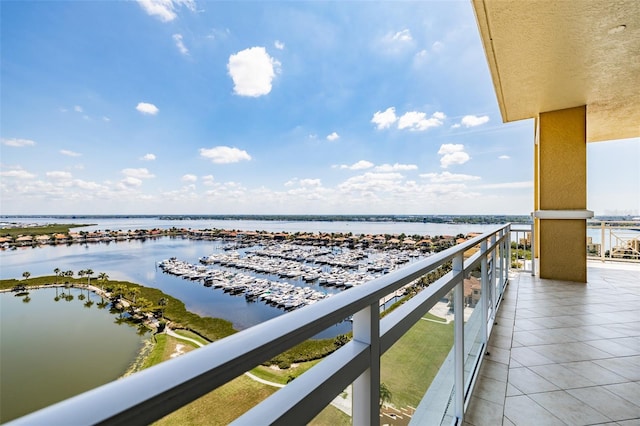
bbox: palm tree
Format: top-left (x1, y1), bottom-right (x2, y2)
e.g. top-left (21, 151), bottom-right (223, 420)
top-left (127, 287), bottom-right (140, 304)
top-left (22, 271), bottom-right (30, 281)
top-left (53, 268), bottom-right (60, 285)
top-left (97, 272), bottom-right (109, 291)
top-left (158, 297), bottom-right (168, 319)
top-left (379, 383), bottom-right (392, 408)
top-left (85, 269), bottom-right (94, 287)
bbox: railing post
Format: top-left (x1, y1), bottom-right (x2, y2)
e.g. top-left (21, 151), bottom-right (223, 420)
top-left (480, 239), bottom-right (489, 344)
top-left (453, 252), bottom-right (465, 422)
top-left (490, 234), bottom-right (497, 308)
top-left (530, 219), bottom-right (536, 276)
top-left (352, 302), bottom-right (380, 425)
top-left (505, 225), bottom-right (511, 280)
top-left (601, 221), bottom-right (605, 262)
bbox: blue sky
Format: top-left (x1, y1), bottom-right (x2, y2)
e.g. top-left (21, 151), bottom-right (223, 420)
top-left (1, 1), bottom-right (638, 216)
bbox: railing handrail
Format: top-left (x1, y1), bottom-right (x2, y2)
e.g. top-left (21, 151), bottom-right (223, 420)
top-left (9, 224), bottom-right (511, 426)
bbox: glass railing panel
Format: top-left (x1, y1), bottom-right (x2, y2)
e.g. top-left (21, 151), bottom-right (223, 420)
top-left (384, 273), bottom-right (455, 426)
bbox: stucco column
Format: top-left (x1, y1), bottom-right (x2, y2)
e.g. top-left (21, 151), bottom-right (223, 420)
top-left (535, 106), bottom-right (588, 282)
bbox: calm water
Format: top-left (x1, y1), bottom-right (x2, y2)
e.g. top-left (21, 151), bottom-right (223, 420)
top-left (0, 218), bottom-right (501, 421)
top-left (0, 219), bottom-right (499, 333)
top-left (0, 287), bottom-right (148, 423)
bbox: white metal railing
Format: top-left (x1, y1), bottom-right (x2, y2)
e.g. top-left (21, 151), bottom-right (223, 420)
top-left (587, 220), bottom-right (640, 262)
top-left (510, 224), bottom-right (534, 275)
top-left (8, 225), bottom-right (512, 426)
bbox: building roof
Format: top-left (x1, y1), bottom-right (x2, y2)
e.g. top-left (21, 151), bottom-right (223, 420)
top-left (472, 0), bottom-right (640, 142)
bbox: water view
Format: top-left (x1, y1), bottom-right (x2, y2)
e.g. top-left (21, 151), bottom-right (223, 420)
top-left (0, 287), bottom-right (149, 423)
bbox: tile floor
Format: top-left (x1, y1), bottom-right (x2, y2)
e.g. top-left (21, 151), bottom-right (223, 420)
top-left (463, 261), bottom-right (640, 426)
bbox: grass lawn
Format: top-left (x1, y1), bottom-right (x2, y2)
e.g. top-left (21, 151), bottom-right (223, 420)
top-left (0, 224), bottom-right (92, 237)
top-left (381, 313), bottom-right (454, 408)
top-left (153, 374), bottom-right (278, 426)
top-left (173, 329), bottom-right (209, 346)
top-left (250, 359), bottom-right (322, 385)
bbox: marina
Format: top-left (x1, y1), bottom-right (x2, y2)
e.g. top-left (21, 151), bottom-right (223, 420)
top-left (158, 242), bottom-right (427, 313)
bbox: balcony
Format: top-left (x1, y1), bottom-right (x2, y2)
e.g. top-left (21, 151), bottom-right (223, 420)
top-left (464, 261), bottom-right (640, 425)
top-left (6, 224), bottom-right (639, 425)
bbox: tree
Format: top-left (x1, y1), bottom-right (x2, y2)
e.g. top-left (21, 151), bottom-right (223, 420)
top-left (127, 287), bottom-right (140, 304)
top-left (379, 382), bottom-right (392, 408)
top-left (158, 297), bottom-right (168, 319)
top-left (85, 269), bottom-right (94, 287)
top-left (22, 271), bottom-right (30, 280)
top-left (54, 268), bottom-right (61, 285)
top-left (97, 272), bottom-right (109, 291)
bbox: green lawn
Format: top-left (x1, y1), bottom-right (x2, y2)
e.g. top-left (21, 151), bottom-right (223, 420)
top-left (381, 313), bottom-right (454, 408)
top-left (0, 224), bottom-right (92, 237)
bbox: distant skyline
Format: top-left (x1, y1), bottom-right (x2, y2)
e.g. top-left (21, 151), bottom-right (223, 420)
top-left (1, 1), bottom-right (638, 216)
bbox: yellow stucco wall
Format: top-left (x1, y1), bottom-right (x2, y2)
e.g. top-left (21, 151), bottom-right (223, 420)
top-left (536, 106), bottom-right (587, 282)
top-left (538, 106), bottom-right (586, 210)
top-left (539, 219), bottom-right (587, 282)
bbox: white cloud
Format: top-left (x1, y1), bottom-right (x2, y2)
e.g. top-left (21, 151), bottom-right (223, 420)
top-left (286, 178), bottom-right (322, 188)
top-left (173, 34), bottom-right (189, 55)
top-left (498, 155), bottom-right (510, 160)
top-left (379, 29), bottom-right (414, 54)
top-left (478, 181), bottom-right (533, 189)
top-left (121, 168), bottom-right (155, 179)
top-left (336, 160), bottom-right (374, 171)
top-left (182, 174), bottom-right (197, 182)
top-left (2, 138), bottom-right (36, 147)
top-left (136, 102), bottom-right (159, 115)
top-left (438, 144), bottom-right (471, 168)
top-left (461, 114), bottom-right (490, 127)
top-left (390, 29), bottom-right (412, 42)
top-left (120, 176), bottom-right (143, 188)
top-left (432, 41), bottom-right (444, 53)
top-left (274, 40), bottom-right (285, 50)
top-left (373, 108), bottom-right (445, 131)
top-left (326, 132), bottom-right (340, 141)
top-left (103, 116), bottom-right (111, 122)
top-left (140, 153), bottom-right (156, 161)
top-left (0, 169), bottom-right (36, 179)
top-left (397, 111), bottom-right (445, 131)
top-left (338, 172), bottom-right (405, 193)
top-left (74, 105), bottom-right (83, 113)
top-left (451, 123), bottom-right (461, 129)
top-left (371, 107), bottom-right (397, 130)
top-left (227, 47), bottom-right (281, 97)
top-left (420, 171), bottom-right (480, 182)
top-left (60, 149), bottom-right (82, 157)
top-left (46, 171), bottom-right (73, 180)
top-left (199, 146), bottom-right (251, 164)
top-left (375, 163), bottom-right (418, 172)
top-left (202, 175), bottom-right (215, 186)
top-left (136, 0), bottom-right (195, 22)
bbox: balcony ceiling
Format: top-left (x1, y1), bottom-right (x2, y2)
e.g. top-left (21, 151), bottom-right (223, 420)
top-left (472, 0), bottom-right (640, 142)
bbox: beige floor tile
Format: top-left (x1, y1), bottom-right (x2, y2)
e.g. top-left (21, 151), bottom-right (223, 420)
top-left (479, 359), bottom-right (508, 383)
top-left (485, 345), bottom-right (510, 365)
top-left (528, 341), bottom-right (613, 363)
top-left (603, 382), bottom-right (640, 407)
top-left (508, 367), bottom-right (559, 394)
top-left (529, 390), bottom-right (610, 424)
top-left (585, 339), bottom-right (640, 357)
top-left (510, 347), bottom-right (555, 367)
top-left (560, 361), bottom-right (629, 385)
top-left (472, 375), bottom-right (507, 405)
top-left (529, 364), bottom-right (597, 389)
top-left (503, 395), bottom-right (565, 426)
top-left (464, 395), bottom-right (504, 426)
top-left (568, 386), bottom-right (640, 422)
top-left (594, 356), bottom-right (640, 381)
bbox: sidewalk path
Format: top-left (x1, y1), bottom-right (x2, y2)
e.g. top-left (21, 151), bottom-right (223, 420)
top-left (165, 328), bottom-right (352, 415)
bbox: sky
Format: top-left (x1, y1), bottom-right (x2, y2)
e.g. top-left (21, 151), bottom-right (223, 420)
top-left (1, 1), bottom-right (638, 216)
